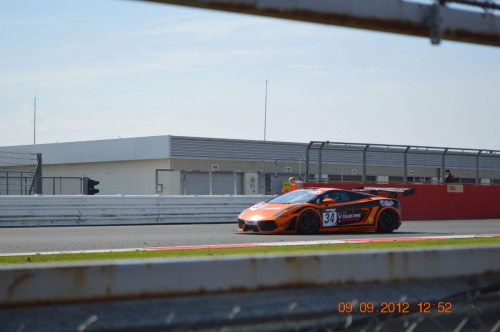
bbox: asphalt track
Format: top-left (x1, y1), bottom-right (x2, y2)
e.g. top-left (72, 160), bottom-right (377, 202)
top-left (1, 219), bottom-right (500, 255)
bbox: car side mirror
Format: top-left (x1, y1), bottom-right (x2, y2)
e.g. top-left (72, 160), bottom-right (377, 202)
top-left (323, 198), bottom-right (335, 205)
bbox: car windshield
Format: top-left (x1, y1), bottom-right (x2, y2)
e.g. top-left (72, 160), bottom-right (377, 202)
top-left (268, 190), bottom-right (322, 204)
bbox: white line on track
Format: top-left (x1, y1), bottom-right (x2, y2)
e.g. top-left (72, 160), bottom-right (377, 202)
top-left (1, 234), bottom-right (499, 257)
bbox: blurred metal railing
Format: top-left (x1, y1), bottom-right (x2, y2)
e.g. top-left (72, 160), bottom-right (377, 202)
top-left (140, 0), bottom-right (500, 47)
top-left (1, 246), bottom-right (499, 331)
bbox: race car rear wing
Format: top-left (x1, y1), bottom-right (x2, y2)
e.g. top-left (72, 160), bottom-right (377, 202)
top-left (354, 187), bottom-right (416, 199)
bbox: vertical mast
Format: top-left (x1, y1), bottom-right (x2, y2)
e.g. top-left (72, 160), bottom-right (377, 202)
top-left (34, 97), bottom-right (36, 145)
top-left (264, 69), bottom-right (268, 141)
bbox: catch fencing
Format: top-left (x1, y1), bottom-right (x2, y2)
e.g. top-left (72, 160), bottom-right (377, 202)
top-left (0, 195), bottom-right (271, 227)
top-left (37, 176), bottom-right (85, 195)
top-left (0, 151), bottom-right (42, 195)
top-left (305, 142), bottom-right (500, 185)
top-left (0, 171), bottom-right (36, 195)
top-left (0, 175), bottom-right (86, 195)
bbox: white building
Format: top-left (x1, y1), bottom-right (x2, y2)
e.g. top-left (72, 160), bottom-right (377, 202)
top-left (0, 136), bottom-right (310, 195)
top-left (1, 135), bottom-right (499, 195)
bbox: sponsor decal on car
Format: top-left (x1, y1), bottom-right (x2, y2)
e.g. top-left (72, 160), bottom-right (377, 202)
top-left (250, 203), bottom-right (267, 210)
top-left (341, 212), bottom-right (362, 223)
top-left (380, 200), bottom-right (394, 207)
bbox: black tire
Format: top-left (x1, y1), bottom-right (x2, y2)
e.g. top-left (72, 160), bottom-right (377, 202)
top-left (297, 210), bottom-right (320, 234)
top-left (376, 209), bottom-right (400, 233)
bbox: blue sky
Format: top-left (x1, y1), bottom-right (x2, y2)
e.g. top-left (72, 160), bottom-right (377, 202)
top-left (1, 0), bottom-right (499, 150)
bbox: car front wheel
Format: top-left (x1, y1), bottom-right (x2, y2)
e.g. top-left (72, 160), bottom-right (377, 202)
top-left (297, 210), bottom-right (320, 234)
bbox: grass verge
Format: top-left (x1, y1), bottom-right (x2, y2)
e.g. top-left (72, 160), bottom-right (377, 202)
top-left (1, 237), bottom-right (500, 265)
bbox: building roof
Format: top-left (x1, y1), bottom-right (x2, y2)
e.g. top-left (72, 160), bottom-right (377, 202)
top-left (0, 135), bottom-right (309, 165)
top-left (1, 135), bottom-right (499, 166)
top-left (0, 136), bottom-right (172, 165)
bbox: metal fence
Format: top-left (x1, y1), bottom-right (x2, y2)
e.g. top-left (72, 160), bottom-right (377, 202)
top-left (305, 142), bottom-right (500, 185)
top-left (0, 171), bottom-right (36, 195)
top-left (0, 174), bottom-right (86, 195)
top-left (38, 177), bottom-right (86, 195)
top-left (0, 152), bottom-right (46, 195)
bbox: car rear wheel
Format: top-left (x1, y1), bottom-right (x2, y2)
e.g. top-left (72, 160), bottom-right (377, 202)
top-left (297, 210), bottom-right (319, 234)
top-left (376, 209), bottom-right (399, 233)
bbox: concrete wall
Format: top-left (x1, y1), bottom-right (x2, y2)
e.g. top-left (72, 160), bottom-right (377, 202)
top-left (43, 159), bottom-right (170, 195)
top-left (303, 182), bottom-right (500, 220)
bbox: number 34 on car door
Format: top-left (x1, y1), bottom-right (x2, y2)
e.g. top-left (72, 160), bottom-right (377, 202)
top-left (322, 209), bottom-right (338, 227)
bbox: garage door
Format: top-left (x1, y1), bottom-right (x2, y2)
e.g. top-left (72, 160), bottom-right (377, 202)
top-left (212, 172), bottom-right (243, 195)
top-left (184, 172), bottom-right (243, 195)
top-left (184, 172), bottom-right (210, 195)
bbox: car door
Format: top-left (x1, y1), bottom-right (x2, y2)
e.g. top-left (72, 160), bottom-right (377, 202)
top-left (319, 191), bottom-right (376, 229)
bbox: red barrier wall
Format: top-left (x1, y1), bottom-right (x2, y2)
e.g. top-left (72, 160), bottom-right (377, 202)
top-left (302, 183), bottom-right (500, 220)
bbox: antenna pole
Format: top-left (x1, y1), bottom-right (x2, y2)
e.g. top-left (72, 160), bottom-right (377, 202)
top-left (264, 69), bottom-right (268, 141)
top-left (34, 97), bottom-right (36, 145)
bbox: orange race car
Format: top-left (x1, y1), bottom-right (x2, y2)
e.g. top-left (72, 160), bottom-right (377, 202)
top-left (238, 187), bottom-right (415, 234)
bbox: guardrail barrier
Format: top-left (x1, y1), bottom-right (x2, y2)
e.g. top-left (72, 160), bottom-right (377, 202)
top-left (0, 195), bottom-right (272, 227)
top-left (1, 182), bottom-right (500, 227)
top-left (1, 246), bottom-right (499, 331)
